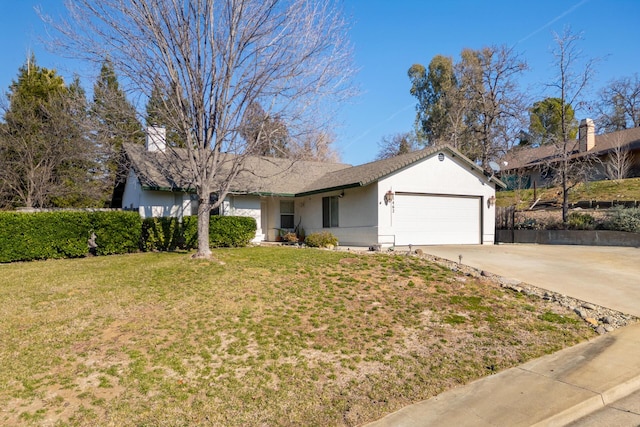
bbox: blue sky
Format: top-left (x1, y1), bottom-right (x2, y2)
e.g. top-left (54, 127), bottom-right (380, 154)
top-left (1, 0), bottom-right (638, 165)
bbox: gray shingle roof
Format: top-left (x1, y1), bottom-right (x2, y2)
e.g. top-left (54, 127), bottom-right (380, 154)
top-left (122, 142), bottom-right (505, 197)
top-left (122, 143), bottom-right (350, 195)
top-left (502, 127), bottom-right (640, 171)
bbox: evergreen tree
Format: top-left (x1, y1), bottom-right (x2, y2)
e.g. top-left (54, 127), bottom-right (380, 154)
top-left (91, 58), bottom-right (143, 204)
top-left (0, 55), bottom-right (97, 208)
top-left (409, 46), bottom-right (527, 168)
top-left (528, 97), bottom-right (577, 146)
top-left (145, 80), bottom-right (183, 147)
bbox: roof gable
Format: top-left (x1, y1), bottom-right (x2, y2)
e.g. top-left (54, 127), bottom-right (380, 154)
top-left (298, 144), bottom-right (505, 195)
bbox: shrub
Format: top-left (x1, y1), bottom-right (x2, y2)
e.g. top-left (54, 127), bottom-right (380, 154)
top-left (142, 217), bottom-right (188, 251)
top-left (283, 232), bottom-right (299, 243)
top-left (89, 211), bottom-right (142, 255)
top-left (604, 207), bottom-right (640, 233)
top-left (514, 218), bottom-right (542, 230)
top-left (182, 216), bottom-right (199, 249)
top-left (567, 211), bottom-right (596, 230)
top-left (305, 231), bottom-right (338, 248)
top-left (0, 211), bottom-right (91, 262)
top-left (209, 216), bottom-right (256, 247)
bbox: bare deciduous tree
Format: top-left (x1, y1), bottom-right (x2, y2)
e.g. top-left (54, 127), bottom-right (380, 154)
top-left (597, 73), bottom-right (640, 132)
top-left (545, 27), bottom-right (598, 225)
top-left (44, 0), bottom-right (354, 258)
top-left (460, 45), bottom-right (529, 169)
top-left (604, 135), bottom-right (632, 182)
top-left (375, 132), bottom-right (419, 160)
top-left (289, 130), bottom-right (340, 162)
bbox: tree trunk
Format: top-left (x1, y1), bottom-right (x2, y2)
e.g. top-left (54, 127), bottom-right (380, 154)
top-left (562, 168), bottom-right (569, 226)
top-left (195, 190), bottom-right (212, 259)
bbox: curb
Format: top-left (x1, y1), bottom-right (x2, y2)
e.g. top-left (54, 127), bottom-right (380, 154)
top-left (531, 372), bottom-right (640, 426)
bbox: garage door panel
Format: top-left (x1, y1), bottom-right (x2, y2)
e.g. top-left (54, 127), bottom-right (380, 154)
top-left (394, 195), bottom-right (481, 245)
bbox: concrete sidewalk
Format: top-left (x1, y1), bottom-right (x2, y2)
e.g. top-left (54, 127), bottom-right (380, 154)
top-left (364, 321), bottom-right (640, 426)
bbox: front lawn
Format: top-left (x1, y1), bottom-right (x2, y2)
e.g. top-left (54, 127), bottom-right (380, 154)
top-left (0, 247), bottom-right (594, 426)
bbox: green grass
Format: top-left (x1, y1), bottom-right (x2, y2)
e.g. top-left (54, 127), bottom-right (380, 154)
top-left (497, 177), bottom-right (640, 208)
top-left (0, 248), bottom-right (595, 426)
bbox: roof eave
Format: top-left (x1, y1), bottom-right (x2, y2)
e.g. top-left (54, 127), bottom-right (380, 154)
top-left (295, 182), bottom-right (362, 197)
top-left (141, 184), bottom-right (196, 193)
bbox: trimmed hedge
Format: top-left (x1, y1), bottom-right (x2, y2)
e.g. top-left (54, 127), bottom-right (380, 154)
top-left (0, 211), bottom-right (256, 263)
top-left (142, 216), bottom-right (196, 251)
top-left (90, 211), bottom-right (142, 255)
top-left (0, 210), bottom-right (142, 262)
top-left (141, 215), bottom-right (256, 251)
top-left (0, 211), bottom-right (91, 262)
top-left (209, 216), bottom-right (256, 248)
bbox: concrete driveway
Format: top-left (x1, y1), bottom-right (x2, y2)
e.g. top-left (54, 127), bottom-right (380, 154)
top-left (413, 244), bottom-right (640, 318)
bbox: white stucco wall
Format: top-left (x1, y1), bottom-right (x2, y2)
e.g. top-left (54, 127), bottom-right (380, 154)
top-left (121, 169), bottom-right (194, 219)
top-left (377, 151), bottom-right (497, 244)
top-left (289, 151), bottom-right (499, 246)
top-left (296, 186), bottom-right (379, 246)
top-left (121, 169), bottom-right (142, 211)
top-left (138, 191), bottom-right (189, 218)
top-left (228, 195), bottom-right (263, 242)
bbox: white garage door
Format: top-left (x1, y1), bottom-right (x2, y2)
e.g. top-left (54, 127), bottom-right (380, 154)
top-left (393, 194), bottom-right (481, 245)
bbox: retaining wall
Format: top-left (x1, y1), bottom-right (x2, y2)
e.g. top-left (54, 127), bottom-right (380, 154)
top-left (496, 229), bottom-right (640, 247)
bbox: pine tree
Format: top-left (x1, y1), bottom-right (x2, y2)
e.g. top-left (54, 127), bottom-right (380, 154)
top-left (145, 80), bottom-right (183, 147)
top-left (0, 55), bottom-right (97, 208)
top-left (91, 58), bottom-right (144, 204)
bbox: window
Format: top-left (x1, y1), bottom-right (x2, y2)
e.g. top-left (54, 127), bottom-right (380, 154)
top-left (280, 200), bottom-right (295, 229)
top-left (190, 194), bottom-right (199, 216)
top-left (322, 196), bottom-right (339, 228)
top-left (209, 193), bottom-right (221, 216)
top-left (174, 193), bottom-right (184, 217)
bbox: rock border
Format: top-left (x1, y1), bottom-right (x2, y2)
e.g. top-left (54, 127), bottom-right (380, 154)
top-left (414, 250), bottom-right (638, 334)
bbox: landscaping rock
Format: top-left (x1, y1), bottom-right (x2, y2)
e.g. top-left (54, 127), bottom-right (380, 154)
top-left (585, 317), bottom-right (599, 327)
top-left (415, 250), bottom-right (637, 333)
top-left (574, 308), bottom-right (588, 319)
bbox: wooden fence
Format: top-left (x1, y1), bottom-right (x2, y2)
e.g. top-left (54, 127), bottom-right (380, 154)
top-left (495, 206), bottom-right (516, 231)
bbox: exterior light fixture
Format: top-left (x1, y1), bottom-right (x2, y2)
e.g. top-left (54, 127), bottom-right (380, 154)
top-left (438, 152), bottom-right (445, 161)
top-left (384, 190), bottom-right (395, 205)
top-left (487, 195), bottom-right (496, 208)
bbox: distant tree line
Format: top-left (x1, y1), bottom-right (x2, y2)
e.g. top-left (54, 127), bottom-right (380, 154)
top-left (0, 55), bottom-right (339, 210)
top-left (377, 28), bottom-right (640, 167)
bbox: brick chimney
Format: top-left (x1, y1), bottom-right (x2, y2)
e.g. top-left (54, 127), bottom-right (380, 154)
top-left (146, 126), bottom-right (166, 152)
top-left (578, 118), bottom-right (595, 152)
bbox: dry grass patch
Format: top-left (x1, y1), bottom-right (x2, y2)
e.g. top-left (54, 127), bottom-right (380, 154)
top-left (0, 248), bottom-right (594, 426)
top-left (497, 177), bottom-right (640, 209)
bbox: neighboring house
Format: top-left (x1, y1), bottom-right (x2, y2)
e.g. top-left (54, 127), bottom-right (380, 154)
top-left (501, 119), bottom-right (640, 189)
top-left (112, 129), bottom-right (505, 246)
